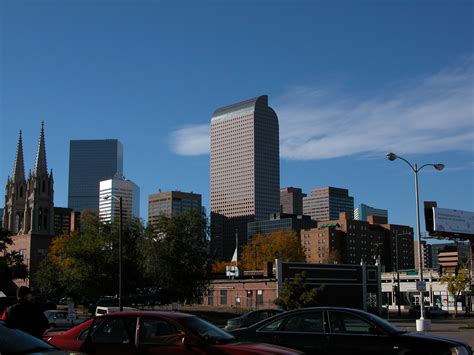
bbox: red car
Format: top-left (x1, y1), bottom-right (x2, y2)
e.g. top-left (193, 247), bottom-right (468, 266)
top-left (44, 311), bottom-right (301, 354)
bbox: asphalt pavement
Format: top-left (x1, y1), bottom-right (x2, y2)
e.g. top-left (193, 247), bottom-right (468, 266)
top-left (389, 318), bottom-right (474, 348)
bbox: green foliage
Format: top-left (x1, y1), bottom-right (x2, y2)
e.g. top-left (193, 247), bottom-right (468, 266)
top-left (140, 212), bottom-right (211, 304)
top-left (440, 267), bottom-right (471, 317)
top-left (0, 228), bottom-right (28, 281)
top-left (34, 211), bottom-right (145, 301)
top-left (275, 271), bottom-right (326, 310)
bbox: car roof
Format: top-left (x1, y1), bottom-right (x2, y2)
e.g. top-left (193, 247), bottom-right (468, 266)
top-left (96, 311), bottom-right (195, 319)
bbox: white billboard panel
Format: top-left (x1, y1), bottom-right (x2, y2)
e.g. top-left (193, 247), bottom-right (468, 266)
top-left (433, 208), bottom-right (474, 235)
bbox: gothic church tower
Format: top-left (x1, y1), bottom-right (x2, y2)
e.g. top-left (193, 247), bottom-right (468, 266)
top-left (2, 122), bottom-right (54, 235)
top-left (3, 131), bottom-right (27, 234)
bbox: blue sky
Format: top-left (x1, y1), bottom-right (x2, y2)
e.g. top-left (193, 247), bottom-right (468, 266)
top-left (1, 0), bottom-right (473, 237)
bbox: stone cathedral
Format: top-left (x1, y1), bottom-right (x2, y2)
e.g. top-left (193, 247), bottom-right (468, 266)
top-left (3, 122), bottom-right (55, 287)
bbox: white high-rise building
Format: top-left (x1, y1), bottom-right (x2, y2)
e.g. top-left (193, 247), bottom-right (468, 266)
top-left (99, 175), bottom-right (140, 224)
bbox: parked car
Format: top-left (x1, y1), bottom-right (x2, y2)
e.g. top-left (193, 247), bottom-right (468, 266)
top-left (44, 311), bottom-right (301, 354)
top-left (225, 309), bottom-right (285, 330)
top-left (230, 307), bottom-right (472, 355)
top-left (95, 306), bottom-right (138, 317)
top-left (44, 310), bottom-right (88, 329)
top-left (88, 296), bottom-right (118, 315)
top-left (0, 320), bottom-right (68, 354)
top-left (409, 305), bottom-right (449, 319)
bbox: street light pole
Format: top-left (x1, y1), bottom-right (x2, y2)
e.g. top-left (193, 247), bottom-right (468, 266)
top-left (118, 196), bottom-right (123, 312)
top-left (103, 194), bottom-right (124, 312)
top-left (395, 232), bottom-right (401, 317)
top-left (386, 153), bottom-right (444, 332)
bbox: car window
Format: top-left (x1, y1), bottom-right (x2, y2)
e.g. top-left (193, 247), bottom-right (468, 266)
top-left (282, 312), bottom-right (324, 333)
top-left (259, 317), bottom-right (285, 331)
top-left (139, 317), bottom-right (183, 345)
top-left (329, 312), bottom-right (373, 334)
top-left (91, 317), bottom-right (137, 344)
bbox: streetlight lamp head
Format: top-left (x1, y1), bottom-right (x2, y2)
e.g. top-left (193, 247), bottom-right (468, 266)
top-left (103, 195), bottom-right (111, 200)
top-left (434, 164), bottom-right (445, 171)
top-left (386, 152), bottom-right (398, 161)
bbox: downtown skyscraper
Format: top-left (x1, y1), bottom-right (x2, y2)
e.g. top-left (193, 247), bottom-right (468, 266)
top-left (68, 139), bottom-right (123, 212)
top-left (210, 95), bottom-right (280, 261)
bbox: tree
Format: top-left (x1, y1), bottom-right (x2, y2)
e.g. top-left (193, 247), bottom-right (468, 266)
top-left (140, 212), bottom-right (211, 304)
top-left (275, 271), bottom-right (326, 310)
top-left (0, 228), bottom-right (28, 284)
top-left (440, 267), bottom-right (471, 317)
top-left (240, 230), bottom-right (305, 271)
top-left (34, 211), bottom-right (146, 302)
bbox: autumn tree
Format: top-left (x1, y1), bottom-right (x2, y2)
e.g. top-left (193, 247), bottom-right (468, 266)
top-left (440, 267), bottom-right (471, 317)
top-left (35, 211), bottom-right (145, 301)
top-left (240, 230), bottom-right (305, 271)
top-left (275, 272), bottom-right (326, 310)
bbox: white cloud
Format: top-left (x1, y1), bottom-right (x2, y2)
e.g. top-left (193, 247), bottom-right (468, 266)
top-left (169, 59), bottom-right (474, 160)
top-left (169, 124), bottom-right (210, 156)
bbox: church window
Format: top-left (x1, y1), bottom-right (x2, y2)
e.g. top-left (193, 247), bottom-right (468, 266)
top-left (20, 186), bottom-right (23, 197)
top-left (42, 180), bottom-right (46, 193)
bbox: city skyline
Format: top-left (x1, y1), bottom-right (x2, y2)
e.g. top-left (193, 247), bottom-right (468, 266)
top-left (1, 1), bottom-right (473, 233)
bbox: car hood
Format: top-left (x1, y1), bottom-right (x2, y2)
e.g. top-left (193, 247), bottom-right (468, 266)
top-left (217, 341), bottom-right (302, 354)
top-left (399, 332), bottom-right (471, 349)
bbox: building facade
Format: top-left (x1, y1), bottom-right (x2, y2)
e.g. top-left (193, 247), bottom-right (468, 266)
top-left (68, 139), bottom-right (123, 212)
top-left (280, 187), bottom-right (306, 215)
top-left (354, 203), bottom-right (388, 222)
top-left (98, 175), bottom-right (140, 224)
top-left (210, 95), bottom-right (280, 261)
top-left (301, 212), bottom-right (415, 271)
top-left (148, 190), bottom-right (202, 225)
top-left (247, 213), bottom-right (316, 240)
top-left (3, 124), bottom-right (56, 285)
top-left (303, 186), bottom-right (354, 221)
top-left (53, 207), bottom-right (80, 236)
top-left (414, 240), bottom-right (433, 270)
top-left (431, 242), bottom-right (471, 274)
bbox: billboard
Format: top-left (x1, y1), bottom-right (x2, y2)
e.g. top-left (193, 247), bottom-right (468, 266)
top-left (433, 208), bottom-right (474, 236)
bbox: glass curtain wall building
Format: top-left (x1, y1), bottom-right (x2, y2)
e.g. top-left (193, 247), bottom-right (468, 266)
top-left (354, 203), bottom-right (388, 221)
top-left (303, 186), bottom-right (354, 221)
top-left (68, 139), bottom-right (123, 212)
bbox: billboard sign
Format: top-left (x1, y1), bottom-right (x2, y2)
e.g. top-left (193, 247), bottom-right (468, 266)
top-left (433, 208), bottom-right (474, 236)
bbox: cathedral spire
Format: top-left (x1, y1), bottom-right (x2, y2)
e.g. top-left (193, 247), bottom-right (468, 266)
top-left (34, 121), bottom-right (48, 176)
top-left (12, 130), bottom-right (25, 182)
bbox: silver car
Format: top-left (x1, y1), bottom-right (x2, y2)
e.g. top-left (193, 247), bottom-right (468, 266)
top-left (44, 310), bottom-right (87, 329)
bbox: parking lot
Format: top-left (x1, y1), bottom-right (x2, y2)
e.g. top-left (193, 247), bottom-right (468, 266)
top-left (390, 318), bottom-right (474, 348)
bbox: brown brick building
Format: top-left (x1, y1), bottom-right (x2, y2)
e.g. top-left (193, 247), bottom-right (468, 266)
top-left (301, 212), bottom-right (415, 271)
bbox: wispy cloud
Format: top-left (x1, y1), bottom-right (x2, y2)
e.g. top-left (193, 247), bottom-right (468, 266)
top-left (169, 59), bottom-right (474, 160)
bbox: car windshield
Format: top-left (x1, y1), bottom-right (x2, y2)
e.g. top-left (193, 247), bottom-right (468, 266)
top-left (364, 313), bottom-right (404, 334)
top-left (180, 316), bottom-right (237, 345)
top-left (0, 322), bottom-right (56, 353)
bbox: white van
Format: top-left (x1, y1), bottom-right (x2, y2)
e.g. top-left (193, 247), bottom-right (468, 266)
top-left (95, 306), bottom-right (138, 317)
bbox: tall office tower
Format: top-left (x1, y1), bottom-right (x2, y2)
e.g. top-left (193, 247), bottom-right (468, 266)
top-left (148, 191), bottom-right (202, 225)
top-left (98, 175), bottom-right (140, 224)
top-left (280, 187), bottom-right (306, 215)
top-left (414, 240), bottom-right (433, 270)
top-left (68, 139), bottom-right (123, 212)
top-left (303, 186), bottom-right (354, 221)
top-left (210, 95), bottom-right (280, 261)
top-left (354, 203), bottom-right (388, 221)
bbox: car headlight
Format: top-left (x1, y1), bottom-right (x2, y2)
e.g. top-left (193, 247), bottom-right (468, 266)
top-left (450, 346), bottom-right (471, 355)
